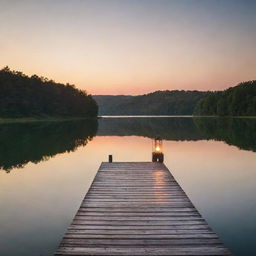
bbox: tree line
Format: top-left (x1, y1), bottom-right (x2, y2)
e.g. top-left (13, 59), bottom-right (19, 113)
top-left (0, 67), bottom-right (98, 118)
top-left (94, 81), bottom-right (255, 117)
top-left (194, 81), bottom-right (256, 116)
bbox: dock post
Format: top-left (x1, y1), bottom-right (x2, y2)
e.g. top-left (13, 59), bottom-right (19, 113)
top-left (152, 152), bottom-right (164, 163)
top-left (108, 155), bottom-right (113, 163)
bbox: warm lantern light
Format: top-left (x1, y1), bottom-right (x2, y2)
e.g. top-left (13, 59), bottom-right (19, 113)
top-left (152, 137), bottom-right (164, 162)
top-left (155, 146), bottom-right (161, 152)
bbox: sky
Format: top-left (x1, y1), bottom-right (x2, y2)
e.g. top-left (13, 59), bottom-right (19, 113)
top-left (0, 0), bottom-right (255, 95)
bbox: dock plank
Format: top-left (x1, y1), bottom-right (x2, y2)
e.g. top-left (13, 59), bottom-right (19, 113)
top-left (55, 162), bottom-right (232, 256)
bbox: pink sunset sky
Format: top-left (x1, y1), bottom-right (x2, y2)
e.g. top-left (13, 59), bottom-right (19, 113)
top-left (0, 0), bottom-right (255, 95)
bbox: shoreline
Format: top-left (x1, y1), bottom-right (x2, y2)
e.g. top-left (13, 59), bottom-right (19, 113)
top-left (0, 115), bottom-right (255, 124)
top-left (0, 116), bottom-right (98, 124)
top-left (99, 115), bottom-right (256, 119)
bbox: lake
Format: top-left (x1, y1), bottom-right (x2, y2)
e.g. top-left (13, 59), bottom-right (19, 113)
top-left (0, 117), bottom-right (255, 256)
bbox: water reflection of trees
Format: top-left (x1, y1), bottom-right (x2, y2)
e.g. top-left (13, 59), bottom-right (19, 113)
top-left (1, 117), bottom-right (255, 172)
top-left (98, 117), bottom-right (256, 152)
top-left (193, 117), bottom-right (256, 152)
top-left (97, 118), bottom-right (205, 140)
top-left (0, 120), bottom-right (98, 172)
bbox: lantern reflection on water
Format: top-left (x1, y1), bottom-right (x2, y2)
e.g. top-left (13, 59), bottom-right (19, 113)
top-left (152, 136), bottom-right (164, 163)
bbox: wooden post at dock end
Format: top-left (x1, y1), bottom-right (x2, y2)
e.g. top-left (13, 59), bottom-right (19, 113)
top-left (108, 155), bottom-right (113, 163)
top-left (152, 152), bottom-right (164, 163)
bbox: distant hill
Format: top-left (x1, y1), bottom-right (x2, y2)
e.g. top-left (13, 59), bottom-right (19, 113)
top-left (93, 95), bottom-right (133, 115)
top-left (194, 81), bottom-right (256, 116)
top-left (95, 81), bottom-right (256, 116)
top-left (0, 67), bottom-right (98, 118)
top-left (94, 90), bottom-right (209, 115)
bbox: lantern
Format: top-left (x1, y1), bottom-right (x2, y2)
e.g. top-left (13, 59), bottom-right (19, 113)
top-left (152, 136), bottom-right (164, 163)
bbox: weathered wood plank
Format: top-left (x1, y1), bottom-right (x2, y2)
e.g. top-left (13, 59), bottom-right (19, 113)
top-left (55, 162), bottom-right (232, 256)
top-left (60, 238), bottom-right (223, 246)
top-left (78, 207), bottom-right (198, 212)
top-left (73, 216), bottom-right (203, 221)
top-left (65, 229), bottom-right (215, 235)
top-left (69, 220), bottom-right (206, 226)
top-left (56, 246), bottom-right (231, 255)
top-left (76, 212), bottom-right (201, 217)
top-left (67, 225), bottom-right (210, 230)
top-left (63, 233), bottom-right (220, 239)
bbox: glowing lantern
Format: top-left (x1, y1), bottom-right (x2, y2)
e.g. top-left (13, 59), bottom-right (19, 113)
top-left (152, 137), bottom-right (164, 163)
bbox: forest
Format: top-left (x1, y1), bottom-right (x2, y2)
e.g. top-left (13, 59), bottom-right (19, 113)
top-left (1, 66), bottom-right (255, 118)
top-left (194, 81), bottom-right (256, 116)
top-left (0, 67), bottom-right (98, 118)
top-left (94, 81), bottom-right (256, 116)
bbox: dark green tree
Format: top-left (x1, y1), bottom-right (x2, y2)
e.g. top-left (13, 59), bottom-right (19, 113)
top-left (0, 67), bottom-right (98, 118)
top-left (194, 81), bottom-right (256, 116)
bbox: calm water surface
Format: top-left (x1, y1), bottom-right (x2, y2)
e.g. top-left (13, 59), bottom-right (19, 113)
top-left (0, 117), bottom-right (255, 256)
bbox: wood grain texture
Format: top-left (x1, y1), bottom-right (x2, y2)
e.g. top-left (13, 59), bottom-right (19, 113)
top-left (55, 162), bottom-right (232, 256)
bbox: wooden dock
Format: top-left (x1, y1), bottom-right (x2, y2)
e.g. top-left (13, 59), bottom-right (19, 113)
top-left (56, 162), bottom-right (232, 256)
